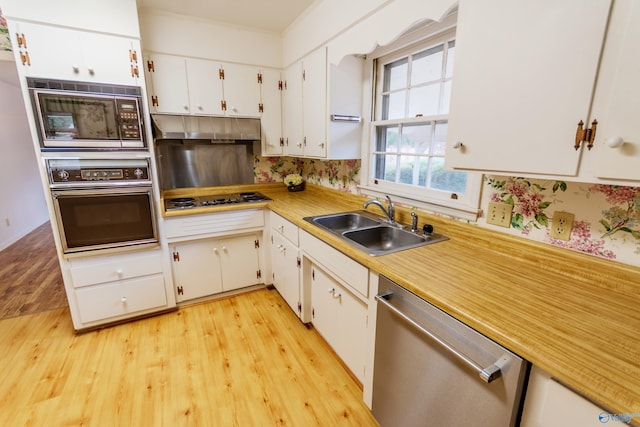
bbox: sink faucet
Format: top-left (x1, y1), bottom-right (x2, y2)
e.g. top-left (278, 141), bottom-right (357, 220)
top-left (364, 195), bottom-right (396, 224)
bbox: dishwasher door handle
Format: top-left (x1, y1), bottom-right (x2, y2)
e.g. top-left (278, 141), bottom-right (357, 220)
top-left (375, 290), bottom-right (503, 383)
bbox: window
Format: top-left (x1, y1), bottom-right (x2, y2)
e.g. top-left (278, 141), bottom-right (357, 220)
top-left (361, 23), bottom-right (481, 219)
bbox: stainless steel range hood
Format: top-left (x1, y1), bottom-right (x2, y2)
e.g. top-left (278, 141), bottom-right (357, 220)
top-left (151, 114), bottom-right (261, 140)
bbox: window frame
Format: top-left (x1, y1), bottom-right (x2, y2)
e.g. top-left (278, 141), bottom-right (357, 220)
top-left (358, 15), bottom-right (482, 220)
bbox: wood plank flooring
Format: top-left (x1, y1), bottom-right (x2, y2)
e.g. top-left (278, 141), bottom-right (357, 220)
top-left (0, 221), bottom-right (67, 319)
top-left (0, 287), bottom-right (379, 426)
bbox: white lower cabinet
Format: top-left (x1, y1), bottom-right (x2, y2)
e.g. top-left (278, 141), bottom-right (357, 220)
top-left (521, 366), bottom-right (628, 427)
top-left (300, 229), bottom-right (369, 383)
top-left (270, 212), bottom-right (308, 321)
top-left (67, 248), bottom-right (171, 329)
top-left (170, 233), bottom-right (262, 303)
top-left (310, 263), bottom-right (367, 383)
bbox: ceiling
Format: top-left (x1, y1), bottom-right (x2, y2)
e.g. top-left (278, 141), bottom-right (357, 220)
top-left (137, 0), bottom-right (317, 33)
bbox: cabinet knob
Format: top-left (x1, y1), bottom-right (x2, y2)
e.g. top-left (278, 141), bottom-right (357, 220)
top-left (121, 297), bottom-right (127, 304)
top-left (452, 141), bottom-right (464, 149)
top-left (183, 105), bottom-right (189, 111)
top-left (213, 247), bottom-right (218, 253)
top-left (222, 246), bottom-right (227, 252)
top-left (328, 288), bottom-right (335, 294)
top-left (318, 143), bottom-right (325, 148)
top-left (197, 105), bottom-right (203, 111)
top-left (333, 292), bottom-right (342, 299)
top-left (72, 65), bottom-right (80, 73)
top-left (605, 136), bottom-right (624, 148)
top-left (116, 269), bottom-right (123, 279)
top-left (87, 67), bottom-right (95, 75)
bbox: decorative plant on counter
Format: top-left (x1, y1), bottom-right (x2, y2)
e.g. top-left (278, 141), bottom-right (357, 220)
top-left (284, 174), bottom-right (305, 192)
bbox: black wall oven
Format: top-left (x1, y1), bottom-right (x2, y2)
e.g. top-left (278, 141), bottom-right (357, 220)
top-left (46, 158), bottom-right (158, 254)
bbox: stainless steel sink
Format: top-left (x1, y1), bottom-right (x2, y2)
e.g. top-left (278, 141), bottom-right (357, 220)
top-left (303, 210), bottom-right (448, 256)
top-left (311, 212), bottom-right (380, 232)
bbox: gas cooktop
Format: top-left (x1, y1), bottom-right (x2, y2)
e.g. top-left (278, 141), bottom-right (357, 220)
top-left (164, 192), bottom-right (272, 211)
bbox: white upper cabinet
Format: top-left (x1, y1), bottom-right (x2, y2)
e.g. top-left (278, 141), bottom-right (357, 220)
top-left (259, 68), bottom-right (284, 156)
top-left (9, 21), bottom-right (141, 85)
top-left (282, 46), bottom-right (363, 159)
top-left (587, 0), bottom-right (640, 182)
top-left (302, 47), bottom-right (328, 158)
top-left (1, 0), bottom-right (140, 38)
top-left (144, 53), bottom-right (264, 118)
top-left (445, 0), bottom-right (640, 183)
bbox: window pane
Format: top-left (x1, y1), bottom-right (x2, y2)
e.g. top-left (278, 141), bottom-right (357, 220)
top-left (384, 58), bottom-right (408, 92)
top-left (411, 45), bottom-right (444, 85)
top-left (429, 157), bottom-right (467, 193)
top-left (445, 41), bottom-right (455, 78)
top-left (432, 122), bottom-right (448, 155)
top-left (398, 155), bottom-right (426, 186)
top-left (401, 124), bottom-right (432, 155)
top-left (385, 92), bottom-right (406, 120)
top-left (374, 154), bottom-right (398, 181)
top-left (408, 84), bottom-right (439, 117)
top-left (376, 126), bottom-right (399, 152)
top-left (440, 81), bottom-right (452, 114)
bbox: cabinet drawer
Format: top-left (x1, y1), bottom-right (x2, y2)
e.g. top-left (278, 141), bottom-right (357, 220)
top-left (70, 250), bottom-right (163, 288)
top-left (271, 212), bottom-right (299, 245)
top-left (300, 230), bottom-right (368, 298)
top-left (165, 209), bottom-right (264, 240)
top-left (75, 275), bottom-right (167, 324)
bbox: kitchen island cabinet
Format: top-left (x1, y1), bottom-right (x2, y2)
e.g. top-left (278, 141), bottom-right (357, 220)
top-left (446, 0), bottom-right (640, 184)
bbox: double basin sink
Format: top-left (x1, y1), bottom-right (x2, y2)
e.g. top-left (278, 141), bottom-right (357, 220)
top-left (303, 210), bottom-right (448, 256)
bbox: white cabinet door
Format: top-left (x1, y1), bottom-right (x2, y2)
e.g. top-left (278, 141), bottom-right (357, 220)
top-left (187, 58), bottom-right (225, 115)
top-left (145, 53), bottom-right (190, 114)
top-left (271, 232), bottom-right (300, 316)
top-left (260, 68), bottom-right (284, 156)
top-left (310, 264), bottom-right (367, 382)
top-left (219, 234), bottom-right (261, 291)
top-left (1, 0), bottom-right (140, 37)
top-left (446, 0), bottom-right (612, 177)
top-left (170, 240), bottom-right (224, 302)
top-left (11, 21), bottom-right (140, 85)
top-left (221, 62), bottom-right (261, 117)
top-left (589, 0), bottom-right (640, 182)
top-left (283, 60), bottom-right (304, 156)
top-left (302, 47), bottom-right (328, 158)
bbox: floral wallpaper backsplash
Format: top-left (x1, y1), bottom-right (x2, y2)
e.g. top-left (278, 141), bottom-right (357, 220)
top-left (0, 8), bottom-right (12, 52)
top-left (253, 158), bottom-right (640, 267)
top-left (484, 175), bottom-right (640, 267)
top-left (254, 156), bottom-right (361, 194)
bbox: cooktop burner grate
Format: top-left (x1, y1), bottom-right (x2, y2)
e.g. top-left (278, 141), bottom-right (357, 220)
top-left (165, 192), bottom-right (272, 211)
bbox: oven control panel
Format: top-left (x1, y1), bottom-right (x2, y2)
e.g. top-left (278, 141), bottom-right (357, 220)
top-left (46, 159), bottom-right (150, 185)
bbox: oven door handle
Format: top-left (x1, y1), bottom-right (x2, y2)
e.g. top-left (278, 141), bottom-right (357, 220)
top-left (375, 290), bottom-right (503, 383)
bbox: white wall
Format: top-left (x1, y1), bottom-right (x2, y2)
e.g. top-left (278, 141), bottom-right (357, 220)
top-left (0, 61), bottom-right (49, 250)
top-left (138, 8), bottom-right (282, 68)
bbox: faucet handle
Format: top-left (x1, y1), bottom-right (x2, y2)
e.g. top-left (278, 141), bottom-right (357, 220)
top-left (411, 212), bottom-right (418, 232)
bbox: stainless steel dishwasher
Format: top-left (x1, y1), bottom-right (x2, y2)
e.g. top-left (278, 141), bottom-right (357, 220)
top-left (372, 276), bottom-right (529, 427)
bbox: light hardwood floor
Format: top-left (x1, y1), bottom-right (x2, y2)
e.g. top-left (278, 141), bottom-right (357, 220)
top-left (0, 287), bottom-right (379, 426)
top-left (0, 221), bottom-right (67, 319)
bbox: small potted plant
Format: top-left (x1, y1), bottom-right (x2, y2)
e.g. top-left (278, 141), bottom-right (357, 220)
top-left (284, 173), bottom-right (305, 192)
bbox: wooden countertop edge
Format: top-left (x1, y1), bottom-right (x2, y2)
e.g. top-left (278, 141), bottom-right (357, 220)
top-left (162, 183), bottom-right (640, 419)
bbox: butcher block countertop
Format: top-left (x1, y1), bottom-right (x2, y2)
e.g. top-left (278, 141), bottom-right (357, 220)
top-left (163, 183), bottom-right (640, 421)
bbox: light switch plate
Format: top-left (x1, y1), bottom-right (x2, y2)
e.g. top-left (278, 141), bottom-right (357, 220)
top-left (486, 202), bottom-right (513, 228)
top-left (550, 211), bottom-right (574, 241)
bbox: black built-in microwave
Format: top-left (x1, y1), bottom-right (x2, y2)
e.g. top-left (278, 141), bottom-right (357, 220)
top-left (27, 77), bottom-right (146, 150)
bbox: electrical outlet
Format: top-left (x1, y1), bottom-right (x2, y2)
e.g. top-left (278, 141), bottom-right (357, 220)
top-left (550, 211), bottom-right (574, 241)
top-left (486, 202), bottom-right (513, 228)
